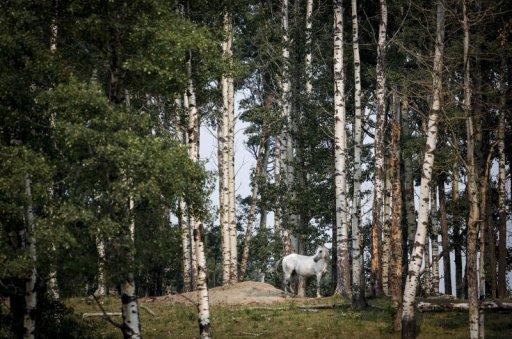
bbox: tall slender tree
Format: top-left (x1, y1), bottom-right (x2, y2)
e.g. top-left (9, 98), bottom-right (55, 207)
top-left (401, 1), bottom-right (444, 337)
top-left (333, 0), bottom-right (351, 297)
top-left (350, 0), bottom-right (368, 310)
top-left (462, 1), bottom-right (480, 337)
top-left (371, 0), bottom-right (387, 297)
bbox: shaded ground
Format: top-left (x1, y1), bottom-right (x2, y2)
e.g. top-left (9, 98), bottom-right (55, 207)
top-left (143, 281), bottom-right (288, 306)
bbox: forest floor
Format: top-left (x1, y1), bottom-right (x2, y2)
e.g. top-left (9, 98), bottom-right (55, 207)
top-left (71, 282), bottom-right (512, 338)
top-left (144, 281), bottom-right (287, 306)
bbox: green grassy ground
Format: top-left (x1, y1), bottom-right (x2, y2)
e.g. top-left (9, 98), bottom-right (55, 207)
top-left (67, 296), bottom-right (512, 338)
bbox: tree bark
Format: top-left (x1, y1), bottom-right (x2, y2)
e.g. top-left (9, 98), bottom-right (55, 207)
top-left (389, 95), bottom-right (403, 331)
top-left (371, 0), bottom-right (387, 297)
top-left (333, 0), bottom-right (351, 297)
top-left (431, 186), bottom-right (440, 297)
top-left (240, 137), bottom-right (266, 281)
top-left (497, 54), bottom-right (507, 298)
top-left (23, 175), bottom-right (37, 339)
top-left (120, 275), bottom-right (141, 339)
top-left (186, 48), bottom-right (211, 338)
top-left (438, 175), bottom-right (452, 296)
top-left (452, 165), bottom-right (464, 299)
top-left (401, 2), bottom-right (444, 337)
top-left (193, 223), bottom-right (211, 338)
top-left (462, 2), bottom-right (480, 337)
top-left (350, 0), bottom-right (368, 310)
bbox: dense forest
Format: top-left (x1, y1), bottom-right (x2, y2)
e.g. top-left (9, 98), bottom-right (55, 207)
top-left (0, 0), bottom-right (511, 338)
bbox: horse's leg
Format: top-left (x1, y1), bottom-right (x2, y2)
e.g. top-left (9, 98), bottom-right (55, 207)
top-left (316, 273), bottom-right (322, 298)
top-left (283, 271), bottom-right (292, 295)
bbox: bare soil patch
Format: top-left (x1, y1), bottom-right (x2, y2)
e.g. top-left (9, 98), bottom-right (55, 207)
top-left (144, 281), bottom-right (287, 306)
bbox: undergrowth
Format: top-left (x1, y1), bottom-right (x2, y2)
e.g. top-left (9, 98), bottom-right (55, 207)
top-left (65, 295), bottom-right (512, 338)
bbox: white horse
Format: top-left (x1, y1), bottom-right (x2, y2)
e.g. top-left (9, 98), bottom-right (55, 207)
top-left (275, 245), bottom-right (329, 298)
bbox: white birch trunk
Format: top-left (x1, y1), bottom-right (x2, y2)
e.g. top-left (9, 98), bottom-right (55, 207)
top-left (227, 53), bottom-right (238, 285)
top-left (371, 0), bottom-right (387, 297)
top-left (186, 54), bottom-right (199, 290)
top-left (218, 97), bottom-right (229, 285)
top-left (221, 11), bottom-right (237, 284)
top-left (280, 0), bottom-right (293, 257)
top-left (431, 188), bottom-right (440, 297)
top-left (401, 2), bottom-right (444, 337)
top-left (23, 175), bottom-right (37, 339)
top-left (333, 0), bottom-right (351, 297)
top-left (186, 48), bottom-right (211, 338)
top-left (96, 234), bottom-right (107, 296)
top-left (350, 0), bottom-right (367, 309)
top-left (382, 169), bottom-right (391, 296)
top-left (48, 4), bottom-right (60, 300)
top-left (497, 55), bottom-right (507, 298)
top-left (194, 223), bottom-right (211, 338)
top-left (463, 2), bottom-right (480, 336)
top-left (305, 0), bottom-right (313, 95)
top-left (120, 275), bottom-right (141, 339)
top-left (176, 97), bottom-right (193, 292)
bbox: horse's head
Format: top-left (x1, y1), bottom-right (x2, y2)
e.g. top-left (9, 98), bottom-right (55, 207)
top-left (313, 246), bottom-right (329, 263)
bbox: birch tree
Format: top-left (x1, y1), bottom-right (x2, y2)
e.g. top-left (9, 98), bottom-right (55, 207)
top-left (333, 0), bottom-right (351, 297)
top-left (497, 54), bottom-right (507, 298)
top-left (438, 175), bottom-right (451, 296)
top-left (279, 0), bottom-right (293, 257)
top-left (401, 1), bottom-right (444, 337)
top-left (350, 0), bottom-right (368, 310)
top-left (462, 1), bottom-right (480, 336)
top-left (23, 175), bottom-right (37, 339)
top-left (220, 10), bottom-right (237, 285)
top-left (186, 52), bottom-right (212, 337)
top-left (119, 197), bottom-right (141, 339)
top-left (371, 0), bottom-right (387, 297)
top-left (389, 90), bottom-right (403, 331)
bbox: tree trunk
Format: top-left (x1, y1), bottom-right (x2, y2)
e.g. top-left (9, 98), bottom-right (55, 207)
top-left (401, 97), bottom-right (416, 258)
top-left (333, 0), bottom-right (351, 297)
top-left (179, 193), bottom-right (193, 291)
top-left (23, 175), bottom-right (37, 339)
top-left (371, 0), bottom-right (387, 298)
top-left (305, 0), bottom-right (313, 95)
top-left (431, 186), bottom-right (440, 297)
top-left (119, 122), bottom-right (142, 339)
top-left (96, 234), bottom-right (107, 296)
top-left (120, 275), bottom-right (141, 339)
top-left (193, 222), bottom-right (211, 338)
top-left (183, 88), bottom-right (198, 290)
top-left (462, 2), bottom-right (480, 337)
top-left (279, 0), bottom-right (293, 259)
top-left (350, 0), bottom-right (367, 310)
top-left (497, 54), bottom-right (507, 298)
top-left (186, 48), bottom-right (211, 338)
top-left (382, 163), bottom-right (391, 296)
top-left (240, 137), bottom-right (266, 281)
top-left (389, 96), bottom-right (403, 331)
top-left (453, 165), bottom-right (464, 298)
top-left (438, 175), bottom-right (451, 296)
top-left (401, 2), bottom-right (444, 337)
top-left (227, 21), bottom-right (238, 284)
top-left (220, 11), bottom-right (237, 285)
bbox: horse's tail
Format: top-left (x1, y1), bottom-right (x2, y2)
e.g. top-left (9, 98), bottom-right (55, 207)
top-left (272, 258), bottom-right (283, 273)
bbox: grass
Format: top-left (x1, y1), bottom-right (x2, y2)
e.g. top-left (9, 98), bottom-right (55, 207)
top-left (66, 296), bottom-right (512, 338)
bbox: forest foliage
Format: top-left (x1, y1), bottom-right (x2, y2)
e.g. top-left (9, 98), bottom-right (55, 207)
top-left (1, 0), bottom-right (511, 338)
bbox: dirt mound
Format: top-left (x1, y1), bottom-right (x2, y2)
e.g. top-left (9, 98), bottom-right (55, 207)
top-left (148, 281), bottom-right (286, 306)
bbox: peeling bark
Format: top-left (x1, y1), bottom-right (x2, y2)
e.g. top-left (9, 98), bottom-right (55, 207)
top-left (350, 0), bottom-right (367, 310)
top-left (401, 2), bottom-right (444, 338)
